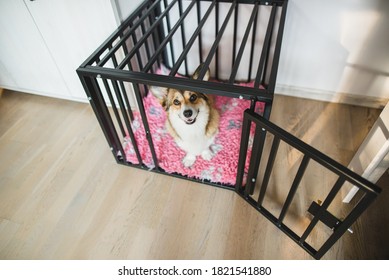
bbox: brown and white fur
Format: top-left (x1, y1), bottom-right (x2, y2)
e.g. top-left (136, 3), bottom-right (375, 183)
top-left (151, 64), bottom-right (219, 167)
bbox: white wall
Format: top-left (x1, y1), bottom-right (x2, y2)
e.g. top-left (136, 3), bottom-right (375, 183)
top-left (115, 0), bottom-right (389, 108)
top-left (278, 0), bottom-right (389, 108)
top-left (113, 0), bottom-right (145, 23)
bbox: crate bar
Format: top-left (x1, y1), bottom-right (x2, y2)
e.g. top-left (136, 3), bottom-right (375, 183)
top-left (130, 18), bottom-right (142, 69)
top-left (257, 136), bottom-right (280, 206)
top-left (80, 0), bottom-right (151, 67)
top-left (163, 0), bottom-right (176, 65)
top-left (244, 110), bottom-right (381, 195)
top-left (237, 93), bottom-right (256, 197)
top-left (97, 0), bottom-right (162, 67)
top-left (109, 43), bottom-right (135, 121)
top-left (232, 3), bottom-right (239, 68)
top-left (147, 3), bottom-right (161, 70)
top-left (128, 21), bottom-right (144, 70)
top-left (129, 14), bottom-right (149, 69)
top-left (112, 45), bottom-right (135, 121)
top-left (248, 6), bottom-right (258, 81)
top-left (234, 96), bottom-right (254, 191)
top-left (299, 177), bottom-right (345, 244)
top-left (315, 191), bottom-right (377, 259)
top-left (110, 78), bottom-right (137, 148)
top-left (178, 0), bottom-right (188, 76)
top-left (80, 66), bottom-right (272, 102)
top-left (170, 0), bottom-right (217, 76)
top-left (92, 77), bottom-right (126, 162)
top-left (142, 1), bottom-right (196, 73)
top-left (237, 190), bottom-right (318, 257)
top-left (229, 2), bottom-right (259, 84)
top-left (139, 15), bottom-right (152, 65)
top-left (118, 31), bottom-right (133, 72)
top-left (214, 1), bottom-right (219, 80)
top-left (154, 2), bottom-right (170, 68)
top-left (200, 0), bottom-right (284, 4)
top-left (262, 101), bottom-right (272, 120)
top-left (277, 155), bottom-right (310, 225)
top-left (120, 82), bottom-right (137, 121)
top-left (110, 43), bottom-right (119, 67)
top-left (244, 122), bottom-right (266, 196)
top-left (235, 115), bottom-right (251, 191)
top-left (103, 3), bottom-right (158, 69)
top-left (132, 82), bottom-right (160, 170)
top-left (267, 0), bottom-right (288, 92)
top-left (110, 79), bottom-right (143, 164)
top-left (78, 73), bottom-right (126, 163)
top-left (254, 4), bottom-right (277, 88)
top-left (117, 0), bottom-right (179, 70)
top-left (197, 1), bottom-right (203, 63)
top-left (101, 79), bottom-right (125, 137)
top-left (197, 1), bottom-right (236, 80)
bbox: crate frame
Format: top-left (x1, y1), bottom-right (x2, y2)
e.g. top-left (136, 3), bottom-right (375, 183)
top-left (77, 0), bottom-right (288, 189)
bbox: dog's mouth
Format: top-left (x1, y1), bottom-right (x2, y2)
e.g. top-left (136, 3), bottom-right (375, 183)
top-left (184, 117), bottom-right (196, 125)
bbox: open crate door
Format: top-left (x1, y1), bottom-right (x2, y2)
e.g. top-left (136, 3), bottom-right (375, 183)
top-left (235, 109), bottom-right (382, 259)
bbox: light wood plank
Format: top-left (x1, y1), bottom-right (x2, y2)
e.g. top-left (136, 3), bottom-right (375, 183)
top-left (0, 90), bottom-right (387, 260)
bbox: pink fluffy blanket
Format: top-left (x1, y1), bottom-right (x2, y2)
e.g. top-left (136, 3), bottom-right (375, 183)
top-left (123, 82), bottom-right (264, 186)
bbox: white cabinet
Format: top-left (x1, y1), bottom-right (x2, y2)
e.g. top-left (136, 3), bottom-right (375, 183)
top-left (0, 0), bottom-right (69, 98)
top-left (0, 0), bottom-right (118, 101)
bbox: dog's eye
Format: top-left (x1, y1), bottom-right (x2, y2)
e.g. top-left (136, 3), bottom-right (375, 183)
top-left (173, 99), bottom-right (180, 105)
top-left (189, 94), bottom-right (197, 102)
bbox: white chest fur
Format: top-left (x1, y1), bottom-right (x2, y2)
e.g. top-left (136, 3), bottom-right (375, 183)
top-left (169, 110), bottom-right (215, 156)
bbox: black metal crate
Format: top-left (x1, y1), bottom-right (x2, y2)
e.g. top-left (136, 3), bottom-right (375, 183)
top-left (77, 0), bottom-right (288, 188)
top-left (77, 0), bottom-right (381, 259)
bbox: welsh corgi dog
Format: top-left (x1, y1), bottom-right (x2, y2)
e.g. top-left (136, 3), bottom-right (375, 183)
top-left (151, 64), bottom-right (220, 167)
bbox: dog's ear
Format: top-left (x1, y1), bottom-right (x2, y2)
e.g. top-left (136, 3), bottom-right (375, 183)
top-left (197, 93), bottom-right (209, 102)
top-left (192, 63), bottom-right (210, 81)
top-left (150, 86), bottom-right (168, 110)
top-left (150, 86), bottom-right (167, 100)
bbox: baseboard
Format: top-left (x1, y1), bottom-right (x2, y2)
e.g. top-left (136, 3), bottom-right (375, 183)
top-left (275, 84), bottom-right (388, 109)
top-left (0, 85), bottom-right (90, 104)
top-left (3, 84), bottom-right (388, 109)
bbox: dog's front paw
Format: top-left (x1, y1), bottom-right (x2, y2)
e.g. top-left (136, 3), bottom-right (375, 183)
top-left (201, 149), bottom-right (214, 161)
top-left (183, 154), bottom-right (196, 168)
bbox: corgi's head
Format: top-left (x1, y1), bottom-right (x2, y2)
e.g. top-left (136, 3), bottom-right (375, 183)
top-left (150, 64), bottom-right (211, 125)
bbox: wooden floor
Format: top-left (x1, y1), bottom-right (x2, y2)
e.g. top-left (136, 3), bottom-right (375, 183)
top-left (0, 89), bottom-right (388, 260)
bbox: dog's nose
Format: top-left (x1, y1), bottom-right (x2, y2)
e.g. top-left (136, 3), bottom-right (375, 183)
top-left (183, 110), bottom-right (193, 118)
